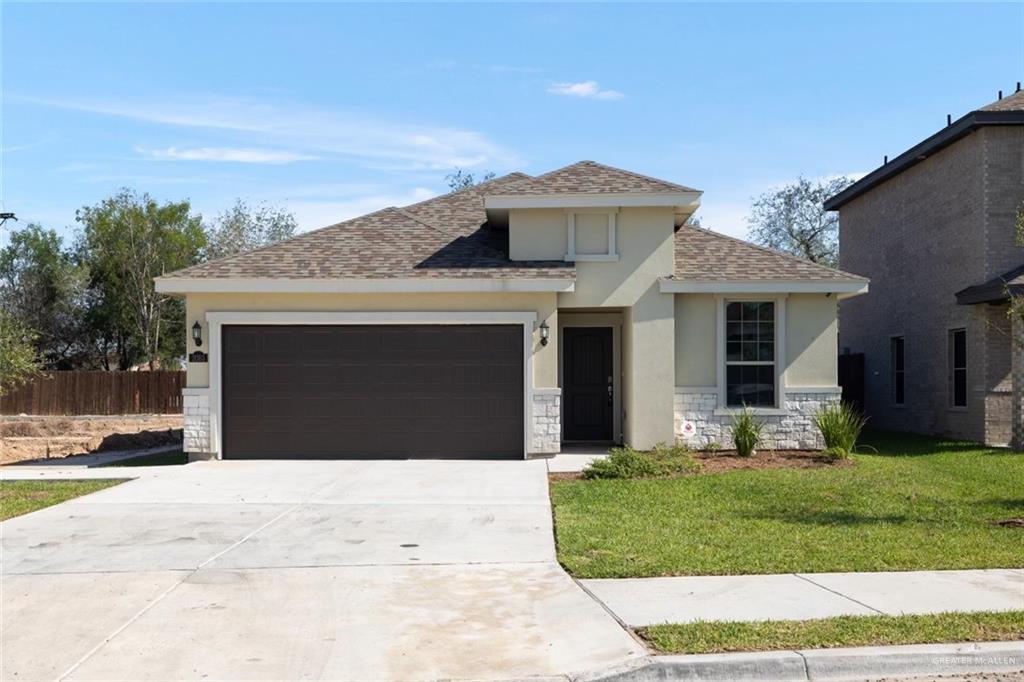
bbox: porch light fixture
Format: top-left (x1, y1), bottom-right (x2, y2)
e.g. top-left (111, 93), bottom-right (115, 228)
top-left (539, 320), bottom-right (550, 346)
top-left (192, 321), bottom-right (203, 347)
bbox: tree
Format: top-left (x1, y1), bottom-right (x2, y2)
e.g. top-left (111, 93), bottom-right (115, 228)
top-left (204, 199), bottom-right (297, 260)
top-left (747, 176), bottom-right (855, 268)
top-left (0, 310), bottom-right (40, 395)
top-left (0, 224), bottom-right (91, 368)
top-left (76, 189), bottom-right (206, 369)
top-left (445, 168), bottom-right (496, 191)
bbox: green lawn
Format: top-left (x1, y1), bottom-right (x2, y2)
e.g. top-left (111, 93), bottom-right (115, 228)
top-left (550, 431), bottom-right (1024, 577)
top-left (101, 451), bottom-right (187, 467)
top-left (640, 611), bottom-right (1024, 654)
top-left (0, 479), bottom-right (124, 521)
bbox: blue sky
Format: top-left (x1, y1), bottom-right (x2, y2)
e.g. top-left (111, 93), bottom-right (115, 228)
top-left (2, 2), bottom-right (1021, 245)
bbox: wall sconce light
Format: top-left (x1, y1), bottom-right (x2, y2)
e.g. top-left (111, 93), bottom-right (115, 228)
top-left (192, 321), bottom-right (203, 347)
top-left (539, 320), bottom-right (550, 346)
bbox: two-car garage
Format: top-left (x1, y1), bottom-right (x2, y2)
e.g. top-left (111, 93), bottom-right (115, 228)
top-left (221, 324), bottom-right (524, 459)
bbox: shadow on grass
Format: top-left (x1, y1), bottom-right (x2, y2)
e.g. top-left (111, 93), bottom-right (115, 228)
top-left (741, 508), bottom-right (915, 526)
top-left (860, 430), bottom-right (1005, 458)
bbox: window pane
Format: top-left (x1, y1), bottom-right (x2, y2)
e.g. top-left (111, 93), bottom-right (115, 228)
top-left (758, 341), bottom-right (774, 361)
top-left (758, 302), bottom-right (775, 321)
top-left (953, 330), bottom-right (966, 368)
top-left (895, 338), bottom-right (904, 371)
top-left (759, 322), bottom-right (774, 342)
top-left (726, 322), bottom-right (742, 342)
top-left (727, 364), bottom-right (775, 407)
top-left (895, 372), bottom-right (905, 404)
top-left (742, 342), bottom-right (759, 361)
top-left (743, 302), bottom-right (760, 320)
top-left (954, 369), bottom-right (966, 407)
top-left (726, 302), bottom-right (742, 321)
top-left (727, 342), bottom-right (742, 361)
top-left (742, 322), bottom-right (758, 342)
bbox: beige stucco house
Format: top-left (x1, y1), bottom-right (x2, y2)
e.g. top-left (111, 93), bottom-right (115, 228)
top-left (155, 161), bottom-right (868, 460)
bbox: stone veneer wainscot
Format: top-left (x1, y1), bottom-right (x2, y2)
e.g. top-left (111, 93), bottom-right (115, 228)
top-left (531, 389), bottom-right (562, 454)
top-left (674, 388), bottom-right (839, 450)
top-left (182, 388), bottom-right (212, 457)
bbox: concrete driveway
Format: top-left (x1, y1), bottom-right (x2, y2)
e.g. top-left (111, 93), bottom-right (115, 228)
top-left (2, 459), bottom-right (641, 681)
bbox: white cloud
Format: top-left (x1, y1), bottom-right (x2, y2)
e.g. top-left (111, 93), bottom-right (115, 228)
top-left (284, 187), bottom-right (437, 232)
top-left (21, 94), bottom-right (520, 169)
top-left (142, 146), bottom-right (317, 164)
top-left (548, 81), bottom-right (624, 101)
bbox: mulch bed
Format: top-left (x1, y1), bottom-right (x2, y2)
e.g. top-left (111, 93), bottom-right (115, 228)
top-left (550, 449), bottom-right (854, 480)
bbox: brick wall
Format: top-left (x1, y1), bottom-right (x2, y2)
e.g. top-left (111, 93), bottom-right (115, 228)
top-left (838, 125), bottom-right (1024, 444)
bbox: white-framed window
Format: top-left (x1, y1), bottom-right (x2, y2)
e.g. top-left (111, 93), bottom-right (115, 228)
top-left (890, 336), bottom-right (905, 406)
top-left (725, 301), bottom-right (776, 407)
top-left (948, 328), bottom-right (967, 408)
top-left (565, 209), bottom-right (618, 262)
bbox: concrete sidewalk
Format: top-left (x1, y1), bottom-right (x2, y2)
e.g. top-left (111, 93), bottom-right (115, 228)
top-left (582, 569), bottom-right (1024, 626)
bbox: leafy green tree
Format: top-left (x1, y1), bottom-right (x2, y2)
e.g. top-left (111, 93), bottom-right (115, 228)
top-left (0, 310), bottom-right (40, 395)
top-left (0, 224), bottom-right (91, 368)
top-left (747, 176), bottom-right (855, 268)
top-left (445, 168), bottom-right (496, 191)
top-left (204, 199), bottom-right (297, 260)
top-left (76, 189), bottom-right (205, 369)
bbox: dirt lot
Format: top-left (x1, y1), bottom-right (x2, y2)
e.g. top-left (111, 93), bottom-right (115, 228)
top-left (0, 415), bottom-right (183, 465)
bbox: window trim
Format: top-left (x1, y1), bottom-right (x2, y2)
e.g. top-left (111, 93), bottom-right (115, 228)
top-left (715, 295), bottom-right (786, 414)
top-left (948, 327), bottom-right (967, 409)
top-left (889, 335), bottom-right (905, 407)
top-left (565, 209), bottom-right (619, 262)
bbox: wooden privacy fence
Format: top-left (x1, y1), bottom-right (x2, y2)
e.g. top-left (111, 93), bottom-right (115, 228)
top-left (0, 371), bottom-right (186, 415)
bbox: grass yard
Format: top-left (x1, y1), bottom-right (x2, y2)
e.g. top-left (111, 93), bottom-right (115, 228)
top-left (550, 431), bottom-right (1024, 577)
top-left (639, 611), bottom-right (1024, 654)
top-left (0, 479), bottom-right (124, 521)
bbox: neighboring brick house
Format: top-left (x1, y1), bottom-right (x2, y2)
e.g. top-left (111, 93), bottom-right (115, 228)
top-left (825, 89), bottom-right (1024, 446)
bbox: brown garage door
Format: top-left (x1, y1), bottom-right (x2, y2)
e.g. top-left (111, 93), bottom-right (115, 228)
top-left (221, 325), bottom-right (523, 459)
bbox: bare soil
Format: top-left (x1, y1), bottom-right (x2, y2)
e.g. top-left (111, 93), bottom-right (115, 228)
top-left (695, 449), bottom-right (856, 474)
top-left (0, 415), bottom-right (183, 465)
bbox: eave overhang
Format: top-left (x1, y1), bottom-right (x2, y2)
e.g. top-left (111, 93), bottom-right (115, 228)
top-left (659, 278), bottom-right (869, 299)
top-left (824, 110), bottom-right (1024, 211)
top-left (154, 277), bottom-right (576, 295)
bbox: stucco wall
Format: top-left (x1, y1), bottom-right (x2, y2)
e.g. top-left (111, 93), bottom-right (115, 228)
top-left (673, 292), bottom-right (838, 390)
top-left (184, 291), bottom-right (558, 389)
top-left (508, 209), bottom-right (567, 260)
top-left (674, 293), bottom-right (717, 386)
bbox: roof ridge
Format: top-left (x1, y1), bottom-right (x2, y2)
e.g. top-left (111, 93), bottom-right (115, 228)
top-left (400, 171), bottom-right (533, 213)
top-left (573, 160), bottom-right (694, 192)
top-left (678, 224), bottom-right (867, 281)
top-left (389, 206), bottom-right (460, 240)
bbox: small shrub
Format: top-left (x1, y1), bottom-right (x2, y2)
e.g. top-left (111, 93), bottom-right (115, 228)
top-left (730, 406), bottom-right (765, 457)
top-left (582, 442), bottom-right (701, 480)
top-left (814, 402), bottom-right (868, 458)
top-left (704, 441), bottom-right (723, 453)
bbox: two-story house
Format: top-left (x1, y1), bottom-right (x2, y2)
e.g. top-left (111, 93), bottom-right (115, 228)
top-left (156, 161), bottom-right (867, 460)
top-left (825, 89), bottom-right (1024, 446)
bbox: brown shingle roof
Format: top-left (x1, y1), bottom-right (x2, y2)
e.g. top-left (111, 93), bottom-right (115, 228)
top-left (163, 173), bottom-right (574, 280)
top-left (490, 160), bottom-right (698, 195)
top-left (980, 89), bottom-right (1024, 112)
top-left (673, 225), bottom-right (867, 282)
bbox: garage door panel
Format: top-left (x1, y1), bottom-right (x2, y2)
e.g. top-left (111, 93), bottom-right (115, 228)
top-left (222, 324), bottom-right (523, 459)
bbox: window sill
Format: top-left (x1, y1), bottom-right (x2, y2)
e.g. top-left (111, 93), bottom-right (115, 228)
top-left (565, 253), bottom-right (619, 262)
top-left (714, 407), bottom-right (787, 417)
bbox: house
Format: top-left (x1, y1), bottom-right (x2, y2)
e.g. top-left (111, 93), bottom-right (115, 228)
top-left (825, 89), bottom-right (1024, 446)
top-left (155, 161), bottom-right (868, 460)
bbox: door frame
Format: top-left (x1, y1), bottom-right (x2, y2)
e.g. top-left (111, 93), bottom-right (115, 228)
top-left (206, 311), bottom-right (538, 460)
top-left (558, 312), bottom-right (622, 443)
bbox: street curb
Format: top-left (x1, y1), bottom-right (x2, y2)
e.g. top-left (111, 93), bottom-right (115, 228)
top-left (571, 641), bottom-right (1024, 681)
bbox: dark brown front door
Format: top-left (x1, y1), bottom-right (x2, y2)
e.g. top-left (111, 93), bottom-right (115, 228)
top-left (222, 325), bottom-right (523, 459)
top-left (563, 327), bottom-right (613, 442)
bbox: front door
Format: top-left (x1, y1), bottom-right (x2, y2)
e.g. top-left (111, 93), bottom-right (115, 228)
top-left (563, 327), bottom-right (614, 441)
